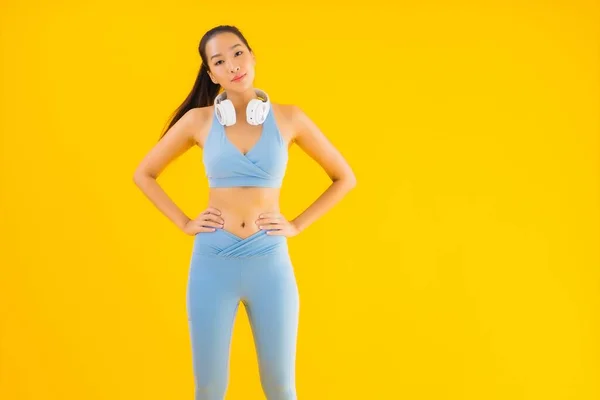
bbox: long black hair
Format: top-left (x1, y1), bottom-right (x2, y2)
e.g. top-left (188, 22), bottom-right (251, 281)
top-left (158, 25), bottom-right (253, 140)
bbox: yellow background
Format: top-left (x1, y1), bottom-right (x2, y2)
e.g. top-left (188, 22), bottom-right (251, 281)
top-left (1, 1), bottom-right (599, 399)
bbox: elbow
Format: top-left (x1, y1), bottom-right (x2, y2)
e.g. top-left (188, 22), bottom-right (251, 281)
top-left (132, 172), bottom-right (142, 186)
top-left (345, 169), bottom-right (357, 189)
top-left (334, 174), bottom-right (356, 190)
top-left (347, 175), bottom-right (357, 189)
top-left (133, 169), bottom-right (153, 185)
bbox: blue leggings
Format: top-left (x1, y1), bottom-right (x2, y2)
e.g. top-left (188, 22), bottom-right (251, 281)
top-left (186, 228), bottom-right (300, 400)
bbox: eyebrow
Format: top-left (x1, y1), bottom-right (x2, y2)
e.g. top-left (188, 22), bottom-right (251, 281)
top-left (210, 44), bottom-right (242, 61)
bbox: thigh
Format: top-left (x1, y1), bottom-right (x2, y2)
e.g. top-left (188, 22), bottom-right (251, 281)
top-left (186, 254), bottom-right (241, 391)
top-left (242, 255), bottom-right (300, 383)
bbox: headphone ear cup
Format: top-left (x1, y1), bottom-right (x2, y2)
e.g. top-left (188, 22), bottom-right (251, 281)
top-left (216, 99), bottom-right (236, 126)
top-left (246, 98), bottom-right (269, 125)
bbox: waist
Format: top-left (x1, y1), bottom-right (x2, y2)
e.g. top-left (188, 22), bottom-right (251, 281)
top-left (208, 176), bottom-right (283, 188)
top-left (192, 228), bottom-right (289, 259)
top-left (207, 187), bottom-right (281, 239)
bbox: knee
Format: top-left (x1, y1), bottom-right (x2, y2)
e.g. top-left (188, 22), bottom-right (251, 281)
top-left (262, 380), bottom-right (297, 400)
top-left (194, 381), bottom-right (227, 400)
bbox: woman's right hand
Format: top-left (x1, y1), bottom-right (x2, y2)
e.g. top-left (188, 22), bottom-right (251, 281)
top-left (183, 207), bottom-right (224, 236)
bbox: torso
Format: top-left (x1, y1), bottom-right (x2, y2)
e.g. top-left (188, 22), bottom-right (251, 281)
top-left (192, 103), bottom-right (296, 239)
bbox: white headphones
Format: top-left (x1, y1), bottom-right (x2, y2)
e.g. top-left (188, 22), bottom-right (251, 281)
top-left (214, 89), bottom-right (271, 126)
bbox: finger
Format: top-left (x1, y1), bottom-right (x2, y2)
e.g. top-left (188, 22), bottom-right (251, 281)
top-left (197, 226), bottom-right (216, 232)
top-left (199, 220), bottom-right (222, 228)
top-left (259, 221), bottom-right (281, 229)
top-left (203, 215), bottom-right (225, 224)
top-left (203, 207), bottom-right (222, 216)
top-left (258, 212), bottom-right (281, 219)
top-left (256, 217), bottom-right (281, 225)
top-left (265, 229), bottom-right (283, 235)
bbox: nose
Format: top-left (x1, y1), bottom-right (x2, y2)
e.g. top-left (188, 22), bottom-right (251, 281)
top-left (228, 64), bottom-right (240, 73)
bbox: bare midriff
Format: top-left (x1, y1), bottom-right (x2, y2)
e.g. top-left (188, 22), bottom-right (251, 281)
top-left (207, 187), bottom-right (281, 239)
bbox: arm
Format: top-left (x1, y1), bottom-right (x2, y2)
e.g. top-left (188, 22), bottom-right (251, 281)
top-left (132, 108), bottom-right (204, 232)
top-left (289, 105), bottom-right (357, 233)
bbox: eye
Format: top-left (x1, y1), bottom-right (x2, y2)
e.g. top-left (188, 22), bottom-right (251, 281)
top-left (214, 51), bottom-right (243, 66)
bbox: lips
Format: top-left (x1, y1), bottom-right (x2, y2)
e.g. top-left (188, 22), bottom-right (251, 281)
top-left (232, 73), bottom-right (246, 82)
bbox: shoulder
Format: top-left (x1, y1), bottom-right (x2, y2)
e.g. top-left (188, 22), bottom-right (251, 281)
top-left (184, 106), bottom-right (213, 123)
top-left (181, 106), bottom-right (214, 146)
top-left (272, 102), bottom-right (305, 128)
top-left (270, 102), bottom-right (303, 143)
top-left (271, 102), bottom-right (302, 120)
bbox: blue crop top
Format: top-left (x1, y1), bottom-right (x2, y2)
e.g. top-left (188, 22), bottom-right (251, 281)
top-left (202, 106), bottom-right (288, 188)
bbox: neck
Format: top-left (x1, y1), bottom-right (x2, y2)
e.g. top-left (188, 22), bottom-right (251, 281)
top-left (224, 88), bottom-right (259, 115)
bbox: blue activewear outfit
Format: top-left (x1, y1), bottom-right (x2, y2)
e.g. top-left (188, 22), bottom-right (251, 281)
top-left (186, 98), bottom-right (299, 400)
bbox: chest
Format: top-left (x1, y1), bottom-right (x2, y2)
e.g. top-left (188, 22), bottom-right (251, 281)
top-left (197, 105), bottom-right (295, 152)
top-left (223, 123), bottom-right (264, 155)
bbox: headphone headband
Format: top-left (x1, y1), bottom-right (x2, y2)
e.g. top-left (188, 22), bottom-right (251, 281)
top-left (215, 89), bottom-right (269, 105)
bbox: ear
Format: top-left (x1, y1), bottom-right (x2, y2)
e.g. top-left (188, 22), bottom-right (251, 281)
top-left (208, 71), bottom-right (218, 84)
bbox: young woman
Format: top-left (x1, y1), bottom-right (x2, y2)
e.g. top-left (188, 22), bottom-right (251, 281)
top-left (133, 25), bottom-right (356, 400)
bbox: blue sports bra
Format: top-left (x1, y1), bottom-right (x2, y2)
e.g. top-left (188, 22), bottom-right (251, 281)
top-left (202, 105), bottom-right (288, 188)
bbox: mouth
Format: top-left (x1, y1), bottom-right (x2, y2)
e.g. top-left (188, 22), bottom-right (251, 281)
top-left (231, 73), bottom-right (247, 82)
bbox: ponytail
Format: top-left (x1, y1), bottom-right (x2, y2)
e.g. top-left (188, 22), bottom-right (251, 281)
top-left (158, 63), bottom-right (220, 140)
top-left (159, 24), bottom-right (252, 140)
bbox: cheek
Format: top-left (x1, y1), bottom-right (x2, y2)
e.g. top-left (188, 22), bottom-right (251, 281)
top-left (243, 57), bottom-right (255, 69)
top-left (213, 69), bottom-right (228, 82)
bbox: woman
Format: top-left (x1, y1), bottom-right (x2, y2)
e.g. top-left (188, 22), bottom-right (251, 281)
top-left (133, 25), bottom-right (356, 400)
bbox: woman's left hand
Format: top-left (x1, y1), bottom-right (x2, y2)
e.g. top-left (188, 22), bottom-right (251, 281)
top-left (256, 212), bottom-right (301, 237)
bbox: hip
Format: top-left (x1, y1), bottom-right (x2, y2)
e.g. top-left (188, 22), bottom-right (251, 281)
top-left (192, 226), bottom-right (289, 259)
top-left (207, 188), bottom-right (281, 239)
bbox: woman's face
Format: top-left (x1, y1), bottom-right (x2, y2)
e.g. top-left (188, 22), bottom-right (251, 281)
top-left (205, 32), bottom-right (255, 92)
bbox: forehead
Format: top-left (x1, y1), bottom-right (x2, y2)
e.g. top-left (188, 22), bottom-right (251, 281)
top-left (206, 32), bottom-right (244, 56)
